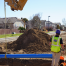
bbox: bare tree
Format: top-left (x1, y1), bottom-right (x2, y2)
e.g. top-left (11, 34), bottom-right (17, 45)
top-left (62, 18), bottom-right (66, 27)
top-left (7, 19), bottom-right (13, 33)
top-left (30, 13), bottom-right (41, 29)
top-left (62, 18), bottom-right (66, 31)
top-left (2, 21), bottom-right (5, 29)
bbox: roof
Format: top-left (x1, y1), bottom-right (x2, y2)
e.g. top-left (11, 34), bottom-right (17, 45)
top-left (41, 20), bottom-right (46, 22)
top-left (0, 17), bottom-right (23, 24)
top-left (61, 25), bottom-right (65, 27)
top-left (45, 21), bottom-right (53, 24)
top-left (54, 22), bottom-right (61, 25)
top-left (40, 20), bottom-right (46, 25)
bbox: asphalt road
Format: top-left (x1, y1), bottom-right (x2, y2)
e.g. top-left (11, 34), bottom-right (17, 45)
top-left (47, 31), bottom-right (65, 35)
top-left (0, 36), bottom-right (19, 43)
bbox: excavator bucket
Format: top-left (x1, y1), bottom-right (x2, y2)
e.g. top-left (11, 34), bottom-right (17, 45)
top-left (18, 0), bottom-right (27, 10)
top-left (5, 0), bottom-right (17, 10)
top-left (4, 0), bottom-right (27, 11)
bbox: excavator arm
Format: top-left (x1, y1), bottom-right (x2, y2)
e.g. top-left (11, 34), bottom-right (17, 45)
top-left (4, 0), bottom-right (27, 11)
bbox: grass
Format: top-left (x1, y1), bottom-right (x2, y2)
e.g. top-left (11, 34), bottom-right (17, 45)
top-left (0, 33), bottom-right (23, 38)
top-left (44, 31), bottom-right (55, 33)
top-left (45, 32), bottom-right (49, 33)
top-left (0, 31), bottom-right (55, 38)
top-left (49, 31), bottom-right (55, 32)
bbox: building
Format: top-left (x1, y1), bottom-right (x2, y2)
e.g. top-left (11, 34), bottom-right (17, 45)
top-left (26, 19), bottom-right (62, 31)
top-left (60, 25), bottom-right (65, 30)
top-left (54, 22), bottom-right (61, 26)
top-left (13, 18), bottom-right (26, 29)
top-left (45, 21), bottom-right (61, 31)
top-left (52, 23), bottom-right (57, 30)
top-left (40, 20), bottom-right (46, 30)
top-left (45, 21), bottom-right (53, 31)
top-left (0, 17), bottom-right (26, 29)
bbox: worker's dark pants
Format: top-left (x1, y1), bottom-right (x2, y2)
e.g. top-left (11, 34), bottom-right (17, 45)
top-left (51, 52), bottom-right (61, 66)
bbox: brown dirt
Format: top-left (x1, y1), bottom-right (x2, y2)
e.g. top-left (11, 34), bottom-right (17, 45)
top-left (0, 59), bottom-right (51, 66)
top-left (7, 29), bottom-right (51, 53)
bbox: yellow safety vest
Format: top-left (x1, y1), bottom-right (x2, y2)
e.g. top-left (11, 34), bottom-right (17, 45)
top-left (51, 36), bottom-right (61, 53)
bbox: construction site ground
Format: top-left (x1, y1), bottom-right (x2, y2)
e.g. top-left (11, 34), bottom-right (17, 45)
top-left (0, 29), bottom-right (66, 66)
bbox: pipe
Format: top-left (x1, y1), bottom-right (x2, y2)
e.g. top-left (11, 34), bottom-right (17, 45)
top-left (0, 54), bottom-right (52, 58)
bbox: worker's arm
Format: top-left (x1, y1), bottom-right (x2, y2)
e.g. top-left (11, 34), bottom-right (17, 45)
top-left (61, 44), bottom-right (64, 50)
top-left (60, 38), bottom-right (64, 50)
top-left (61, 44), bottom-right (65, 54)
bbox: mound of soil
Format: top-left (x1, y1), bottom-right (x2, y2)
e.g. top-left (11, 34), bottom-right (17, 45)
top-left (7, 29), bottom-right (51, 53)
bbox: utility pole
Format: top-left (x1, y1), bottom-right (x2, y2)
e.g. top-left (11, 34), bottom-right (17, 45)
top-left (48, 16), bottom-right (50, 31)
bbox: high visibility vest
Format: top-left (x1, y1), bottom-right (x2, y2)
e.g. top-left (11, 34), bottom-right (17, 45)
top-left (60, 62), bottom-right (66, 66)
top-left (51, 36), bottom-right (61, 53)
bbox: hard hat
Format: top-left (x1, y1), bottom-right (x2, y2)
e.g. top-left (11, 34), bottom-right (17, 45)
top-left (60, 56), bottom-right (64, 60)
top-left (56, 29), bottom-right (60, 34)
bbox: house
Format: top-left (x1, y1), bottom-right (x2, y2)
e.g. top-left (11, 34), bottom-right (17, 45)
top-left (40, 20), bottom-right (46, 30)
top-left (13, 18), bottom-right (26, 29)
top-left (60, 25), bottom-right (65, 30)
top-left (26, 20), bottom-right (32, 29)
top-left (0, 17), bottom-right (26, 29)
top-left (52, 22), bottom-right (61, 30)
top-left (51, 23), bottom-right (57, 30)
top-left (45, 21), bottom-right (53, 28)
top-left (26, 19), bottom-right (62, 31)
top-left (0, 18), bottom-right (6, 29)
top-left (26, 20), bottom-right (46, 30)
top-left (45, 21), bottom-right (54, 31)
top-left (45, 21), bottom-right (62, 30)
top-left (0, 17), bottom-right (17, 29)
top-left (54, 22), bottom-right (61, 26)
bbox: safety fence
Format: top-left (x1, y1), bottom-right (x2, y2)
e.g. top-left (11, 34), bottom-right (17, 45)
top-left (0, 29), bottom-right (20, 35)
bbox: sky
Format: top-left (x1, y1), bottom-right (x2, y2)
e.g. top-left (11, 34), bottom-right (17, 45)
top-left (0, 0), bottom-right (66, 25)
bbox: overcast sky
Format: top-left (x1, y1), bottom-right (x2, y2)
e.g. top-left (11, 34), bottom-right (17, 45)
top-left (0, 0), bottom-right (66, 25)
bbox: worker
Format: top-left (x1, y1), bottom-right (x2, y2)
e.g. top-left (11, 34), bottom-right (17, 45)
top-left (49, 29), bottom-right (64, 66)
top-left (59, 56), bottom-right (66, 66)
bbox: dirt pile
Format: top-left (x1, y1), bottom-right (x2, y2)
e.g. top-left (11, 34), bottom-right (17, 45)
top-left (7, 29), bottom-right (51, 53)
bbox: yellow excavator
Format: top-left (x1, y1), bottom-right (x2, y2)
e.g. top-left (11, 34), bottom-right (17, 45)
top-left (4, 0), bottom-right (27, 11)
